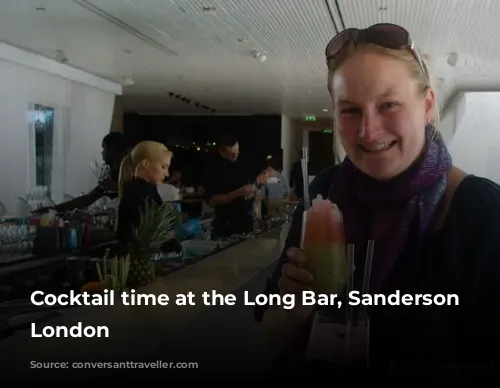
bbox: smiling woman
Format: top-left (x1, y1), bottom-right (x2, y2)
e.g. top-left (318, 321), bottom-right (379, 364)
top-left (31, 322), bottom-right (109, 338)
top-left (330, 43), bottom-right (434, 181)
top-left (257, 23), bottom-right (500, 380)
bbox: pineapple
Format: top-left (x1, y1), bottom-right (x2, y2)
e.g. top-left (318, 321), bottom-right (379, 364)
top-left (95, 253), bottom-right (131, 292)
top-left (126, 200), bottom-right (177, 288)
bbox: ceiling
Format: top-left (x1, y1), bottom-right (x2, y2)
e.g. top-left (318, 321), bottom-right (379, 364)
top-left (1, 0), bottom-right (500, 118)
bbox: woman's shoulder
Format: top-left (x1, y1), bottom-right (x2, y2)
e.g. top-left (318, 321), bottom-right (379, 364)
top-left (449, 174), bottom-right (500, 225)
top-left (309, 165), bottom-right (341, 196)
top-left (122, 178), bottom-right (161, 203)
top-left (442, 174), bottom-right (500, 274)
top-left (121, 178), bottom-right (143, 197)
top-left (443, 175), bottom-right (500, 319)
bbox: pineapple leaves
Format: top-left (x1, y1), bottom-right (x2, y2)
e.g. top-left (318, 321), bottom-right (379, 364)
top-left (128, 200), bottom-right (177, 262)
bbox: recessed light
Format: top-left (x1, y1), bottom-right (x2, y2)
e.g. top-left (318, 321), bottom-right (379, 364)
top-left (121, 76), bottom-right (134, 86)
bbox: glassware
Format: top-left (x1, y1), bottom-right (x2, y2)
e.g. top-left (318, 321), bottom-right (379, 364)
top-left (91, 160), bottom-right (111, 182)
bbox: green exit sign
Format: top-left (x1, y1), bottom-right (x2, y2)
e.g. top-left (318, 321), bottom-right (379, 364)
top-left (304, 115), bottom-right (316, 122)
top-left (322, 128), bottom-right (333, 134)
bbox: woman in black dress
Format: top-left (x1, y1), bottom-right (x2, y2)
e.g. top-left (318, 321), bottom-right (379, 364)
top-left (116, 140), bottom-right (175, 246)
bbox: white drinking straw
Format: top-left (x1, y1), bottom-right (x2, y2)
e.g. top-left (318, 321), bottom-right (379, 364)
top-left (301, 146), bottom-right (310, 210)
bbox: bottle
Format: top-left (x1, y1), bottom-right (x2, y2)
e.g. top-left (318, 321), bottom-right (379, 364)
top-left (253, 187), bottom-right (262, 219)
top-left (300, 195), bottom-right (347, 294)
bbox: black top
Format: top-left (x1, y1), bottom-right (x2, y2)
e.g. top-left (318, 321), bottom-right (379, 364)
top-left (204, 155), bottom-right (262, 235)
top-left (110, 167), bottom-right (120, 184)
top-left (256, 165), bottom-right (500, 381)
top-left (116, 178), bottom-right (162, 246)
top-left (96, 167), bottom-right (119, 200)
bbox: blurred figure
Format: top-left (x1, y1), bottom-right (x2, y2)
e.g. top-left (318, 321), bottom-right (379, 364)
top-left (204, 133), bottom-right (270, 238)
top-left (263, 155), bottom-right (289, 200)
top-left (262, 155), bottom-right (290, 217)
top-left (157, 180), bottom-right (181, 202)
top-left (168, 168), bottom-right (182, 189)
top-left (34, 132), bottom-right (126, 213)
top-left (157, 169), bottom-right (182, 202)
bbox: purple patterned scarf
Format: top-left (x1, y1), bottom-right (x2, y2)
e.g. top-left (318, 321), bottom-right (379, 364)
top-left (328, 125), bottom-right (452, 294)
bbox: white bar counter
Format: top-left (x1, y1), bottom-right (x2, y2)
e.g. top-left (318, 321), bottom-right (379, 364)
top-left (0, 224), bottom-right (290, 370)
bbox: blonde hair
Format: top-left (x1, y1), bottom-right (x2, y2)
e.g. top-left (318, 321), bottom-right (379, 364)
top-left (327, 42), bottom-right (440, 127)
top-left (118, 141), bottom-right (172, 198)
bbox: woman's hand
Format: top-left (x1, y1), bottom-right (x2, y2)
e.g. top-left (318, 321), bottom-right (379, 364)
top-left (279, 247), bottom-right (315, 319)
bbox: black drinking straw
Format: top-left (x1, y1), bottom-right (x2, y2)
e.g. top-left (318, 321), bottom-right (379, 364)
top-left (345, 243), bottom-right (355, 360)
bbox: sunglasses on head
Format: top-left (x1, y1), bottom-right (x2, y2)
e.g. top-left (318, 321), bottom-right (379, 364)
top-left (325, 23), bottom-right (428, 83)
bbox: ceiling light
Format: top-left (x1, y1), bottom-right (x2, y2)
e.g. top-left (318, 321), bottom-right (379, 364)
top-left (322, 109), bottom-right (328, 112)
top-left (121, 76), bottom-right (134, 86)
top-left (447, 52), bottom-right (459, 67)
top-left (251, 50), bottom-right (267, 63)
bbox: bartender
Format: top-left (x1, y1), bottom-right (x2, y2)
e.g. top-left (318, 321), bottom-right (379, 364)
top-left (204, 134), bottom-right (270, 238)
top-left (34, 132), bottom-right (127, 213)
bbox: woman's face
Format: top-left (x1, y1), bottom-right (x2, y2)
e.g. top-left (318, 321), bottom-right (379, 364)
top-left (143, 156), bottom-right (171, 185)
top-left (332, 49), bottom-right (435, 180)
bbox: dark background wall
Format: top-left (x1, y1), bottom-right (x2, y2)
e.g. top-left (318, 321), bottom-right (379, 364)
top-left (123, 114), bottom-right (282, 185)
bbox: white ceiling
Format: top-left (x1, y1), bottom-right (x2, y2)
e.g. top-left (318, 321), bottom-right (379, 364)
top-left (1, 0), bottom-right (500, 117)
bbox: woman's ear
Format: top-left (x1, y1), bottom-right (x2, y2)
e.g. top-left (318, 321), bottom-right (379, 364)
top-left (424, 87), bottom-right (436, 124)
top-left (141, 159), bottom-right (150, 170)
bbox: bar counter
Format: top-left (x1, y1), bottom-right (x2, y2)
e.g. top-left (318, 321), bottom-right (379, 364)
top-left (0, 223), bottom-right (290, 378)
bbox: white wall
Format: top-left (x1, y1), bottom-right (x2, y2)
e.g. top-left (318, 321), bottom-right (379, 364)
top-left (0, 43), bottom-right (121, 212)
top-left (440, 92), bottom-right (466, 146)
top-left (449, 92), bottom-right (500, 183)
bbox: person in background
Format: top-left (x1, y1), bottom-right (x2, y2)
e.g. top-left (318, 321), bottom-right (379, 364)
top-left (256, 23), bottom-right (500, 380)
top-left (262, 155), bottom-right (290, 217)
top-left (157, 163), bottom-right (183, 205)
top-left (168, 168), bottom-right (182, 189)
top-left (116, 141), bottom-right (173, 242)
top-left (34, 132), bottom-right (127, 213)
top-left (117, 141), bottom-right (200, 247)
top-left (157, 177), bottom-right (182, 203)
top-left (204, 134), bottom-right (271, 238)
top-left (263, 155), bottom-right (290, 199)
